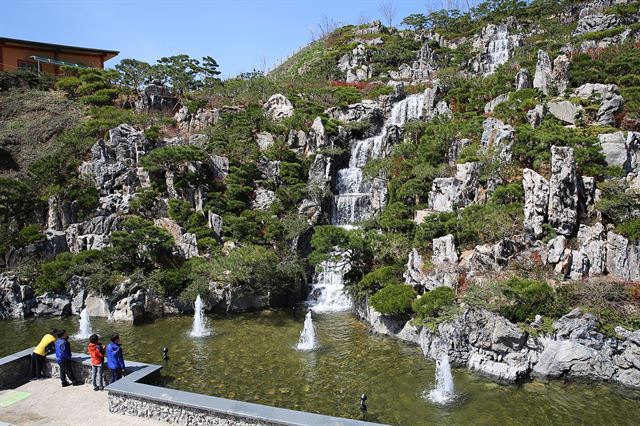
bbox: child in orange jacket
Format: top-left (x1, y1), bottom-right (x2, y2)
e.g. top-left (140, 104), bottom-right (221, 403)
top-left (87, 334), bottom-right (105, 391)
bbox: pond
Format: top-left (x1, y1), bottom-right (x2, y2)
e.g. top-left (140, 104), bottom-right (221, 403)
top-left (1, 310), bottom-right (638, 426)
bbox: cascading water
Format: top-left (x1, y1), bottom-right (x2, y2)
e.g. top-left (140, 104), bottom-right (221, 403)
top-left (332, 93), bottom-right (425, 226)
top-left (309, 259), bottom-right (352, 312)
top-left (74, 308), bottom-right (92, 339)
top-left (484, 24), bottom-right (513, 75)
top-left (314, 94), bottom-right (427, 310)
top-left (296, 311), bottom-right (317, 351)
top-left (425, 353), bottom-right (456, 404)
top-left (190, 295), bottom-right (211, 337)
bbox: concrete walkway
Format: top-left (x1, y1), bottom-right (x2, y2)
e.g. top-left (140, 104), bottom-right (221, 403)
top-left (0, 379), bottom-right (168, 426)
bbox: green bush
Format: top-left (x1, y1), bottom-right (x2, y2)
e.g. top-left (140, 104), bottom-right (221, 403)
top-left (34, 250), bottom-right (105, 294)
top-left (110, 216), bottom-right (174, 271)
top-left (596, 180), bottom-right (640, 225)
top-left (0, 70), bottom-right (54, 91)
top-left (412, 286), bottom-right (455, 320)
top-left (369, 284), bottom-right (416, 317)
top-left (354, 265), bottom-right (403, 297)
top-left (617, 218), bottom-right (640, 241)
top-left (498, 277), bottom-right (557, 323)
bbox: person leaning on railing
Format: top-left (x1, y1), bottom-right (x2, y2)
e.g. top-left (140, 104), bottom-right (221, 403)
top-left (30, 328), bottom-right (58, 380)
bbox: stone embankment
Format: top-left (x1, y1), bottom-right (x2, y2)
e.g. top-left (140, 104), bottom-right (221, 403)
top-left (357, 302), bottom-right (640, 390)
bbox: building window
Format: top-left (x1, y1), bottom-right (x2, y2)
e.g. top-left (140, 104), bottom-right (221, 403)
top-left (18, 60), bottom-right (38, 72)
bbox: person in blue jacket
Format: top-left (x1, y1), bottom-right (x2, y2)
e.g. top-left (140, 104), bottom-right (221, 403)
top-left (106, 333), bottom-right (125, 384)
top-left (55, 330), bottom-right (81, 387)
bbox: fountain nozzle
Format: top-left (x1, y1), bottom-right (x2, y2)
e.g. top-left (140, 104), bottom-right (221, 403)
top-left (359, 394), bottom-right (367, 413)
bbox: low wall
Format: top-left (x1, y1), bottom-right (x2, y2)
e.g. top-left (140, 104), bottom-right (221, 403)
top-left (1, 348), bottom-right (385, 426)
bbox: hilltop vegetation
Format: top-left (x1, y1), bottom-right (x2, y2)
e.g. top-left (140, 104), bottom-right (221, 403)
top-left (0, 0), bottom-right (639, 341)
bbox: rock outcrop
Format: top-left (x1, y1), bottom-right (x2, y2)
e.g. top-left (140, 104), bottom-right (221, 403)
top-left (573, 83), bottom-right (624, 126)
top-left (389, 42), bottom-right (437, 82)
top-left (548, 146), bottom-right (578, 236)
top-left (338, 44), bottom-right (372, 82)
top-left (606, 231), bottom-right (640, 281)
top-left (327, 100), bottom-right (383, 125)
top-left (577, 223), bottom-right (606, 276)
top-left (263, 94), bottom-right (294, 120)
top-left (428, 162), bottom-right (480, 213)
top-left (547, 100), bottom-right (583, 125)
top-left (174, 106), bottom-right (219, 134)
top-left (598, 132), bottom-right (640, 174)
top-left (81, 124), bottom-right (152, 197)
top-left (573, 7), bottom-right (621, 36)
top-left (154, 218), bottom-right (199, 259)
top-left (533, 50), bottom-right (570, 95)
top-left (481, 118), bottom-right (514, 163)
top-left (135, 83), bottom-right (178, 111)
top-left (515, 68), bottom-right (531, 90)
top-left (358, 302), bottom-right (640, 389)
top-left (523, 168), bottom-right (549, 239)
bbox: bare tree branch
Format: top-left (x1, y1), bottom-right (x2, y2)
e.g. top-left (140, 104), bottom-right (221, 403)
top-left (378, 0), bottom-right (398, 27)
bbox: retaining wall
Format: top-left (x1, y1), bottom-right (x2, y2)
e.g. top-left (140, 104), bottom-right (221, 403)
top-left (0, 348), bottom-right (384, 426)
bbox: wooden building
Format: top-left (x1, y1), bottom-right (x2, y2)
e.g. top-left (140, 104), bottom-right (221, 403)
top-left (0, 37), bottom-right (119, 74)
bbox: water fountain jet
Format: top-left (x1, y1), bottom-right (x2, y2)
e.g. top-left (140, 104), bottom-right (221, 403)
top-left (296, 311), bottom-right (317, 351)
top-left (426, 353), bottom-right (456, 405)
top-left (73, 308), bottom-right (92, 339)
top-left (189, 295), bottom-right (211, 337)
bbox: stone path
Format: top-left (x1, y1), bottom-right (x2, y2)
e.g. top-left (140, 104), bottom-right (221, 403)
top-left (0, 379), bottom-right (168, 426)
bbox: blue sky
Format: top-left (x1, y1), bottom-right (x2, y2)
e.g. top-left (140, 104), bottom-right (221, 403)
top-left (1, 0), bottom-right (480, 77)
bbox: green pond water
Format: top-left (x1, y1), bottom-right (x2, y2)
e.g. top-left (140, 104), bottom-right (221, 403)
top-left (1, 310), bottom-right (638, 426)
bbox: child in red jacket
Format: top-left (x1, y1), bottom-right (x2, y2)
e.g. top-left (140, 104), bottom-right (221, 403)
top-left (87, 334), bottom-right (105, 391)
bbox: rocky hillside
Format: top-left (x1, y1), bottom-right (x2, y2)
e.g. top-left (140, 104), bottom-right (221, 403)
top-left (1, 0), bottom-right (640, 389)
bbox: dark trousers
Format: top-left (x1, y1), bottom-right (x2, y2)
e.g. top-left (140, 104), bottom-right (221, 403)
top-left (30, 353), bottom-right (46, 379)
top-left (109, 368), bottom-right (122, 384)
top-left (58, 360), bottom-right (77, 384)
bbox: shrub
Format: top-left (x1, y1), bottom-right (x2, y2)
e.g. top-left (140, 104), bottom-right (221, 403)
top-left (596, 180), bottom-right (640, 225)
top-left (412, 286), bottom-right (455, 320)
top-left (498, 277), bottom-right (557, 323)
top-left (617, 218), bottom-right (640, 241)
top-left (110, 216), bottom-right (174, 271)
top-left (369, 284), bottom-right (416, 317)
top-left (354, 265), bottom-right (403, 297)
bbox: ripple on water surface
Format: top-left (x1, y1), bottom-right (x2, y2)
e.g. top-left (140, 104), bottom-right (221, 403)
top-left (1, 311), bottom-right (639, 426)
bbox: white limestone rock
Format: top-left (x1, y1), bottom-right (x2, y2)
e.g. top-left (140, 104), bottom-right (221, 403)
top-left (428, 163), bottom-right (480, 213)
top-left (515, 68), bottom-right (531, 90)
top-left (481, 118), bottom-right (514, 163)
top-left (523, 168), bottom-right (549, 239)
top-left (547, 236), bottom-right (568, 264)
top-left (527, 104), bottom-right (545, 128)
top-left (577, 223), bottom-right (606, 276)
top-left (484, 93), bottom-right (510, 114)
top-left (154, 218), bottom-right (199, 259)
top-left (573, 8), bottom-right (621, 36)
top-left (606, 231), bottom-right (640, 281)
top-left (256, 132), bottom-right (275, 151)
top-left (548, 146), bottom-right (578, 236)
top-left (250, 187), bottom-right (277, 211)
top-left (547, 100), bottom-right (583, 125)
top-left (263, 94), bottom-right (294, 120)
top-left (432, 234), bottom-right (458, 265)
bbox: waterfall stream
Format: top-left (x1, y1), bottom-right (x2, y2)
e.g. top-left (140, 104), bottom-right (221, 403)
top-left (312, 93), bottom-right (426, 311)
top-left (332, 93), bottom-right (425, 226)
